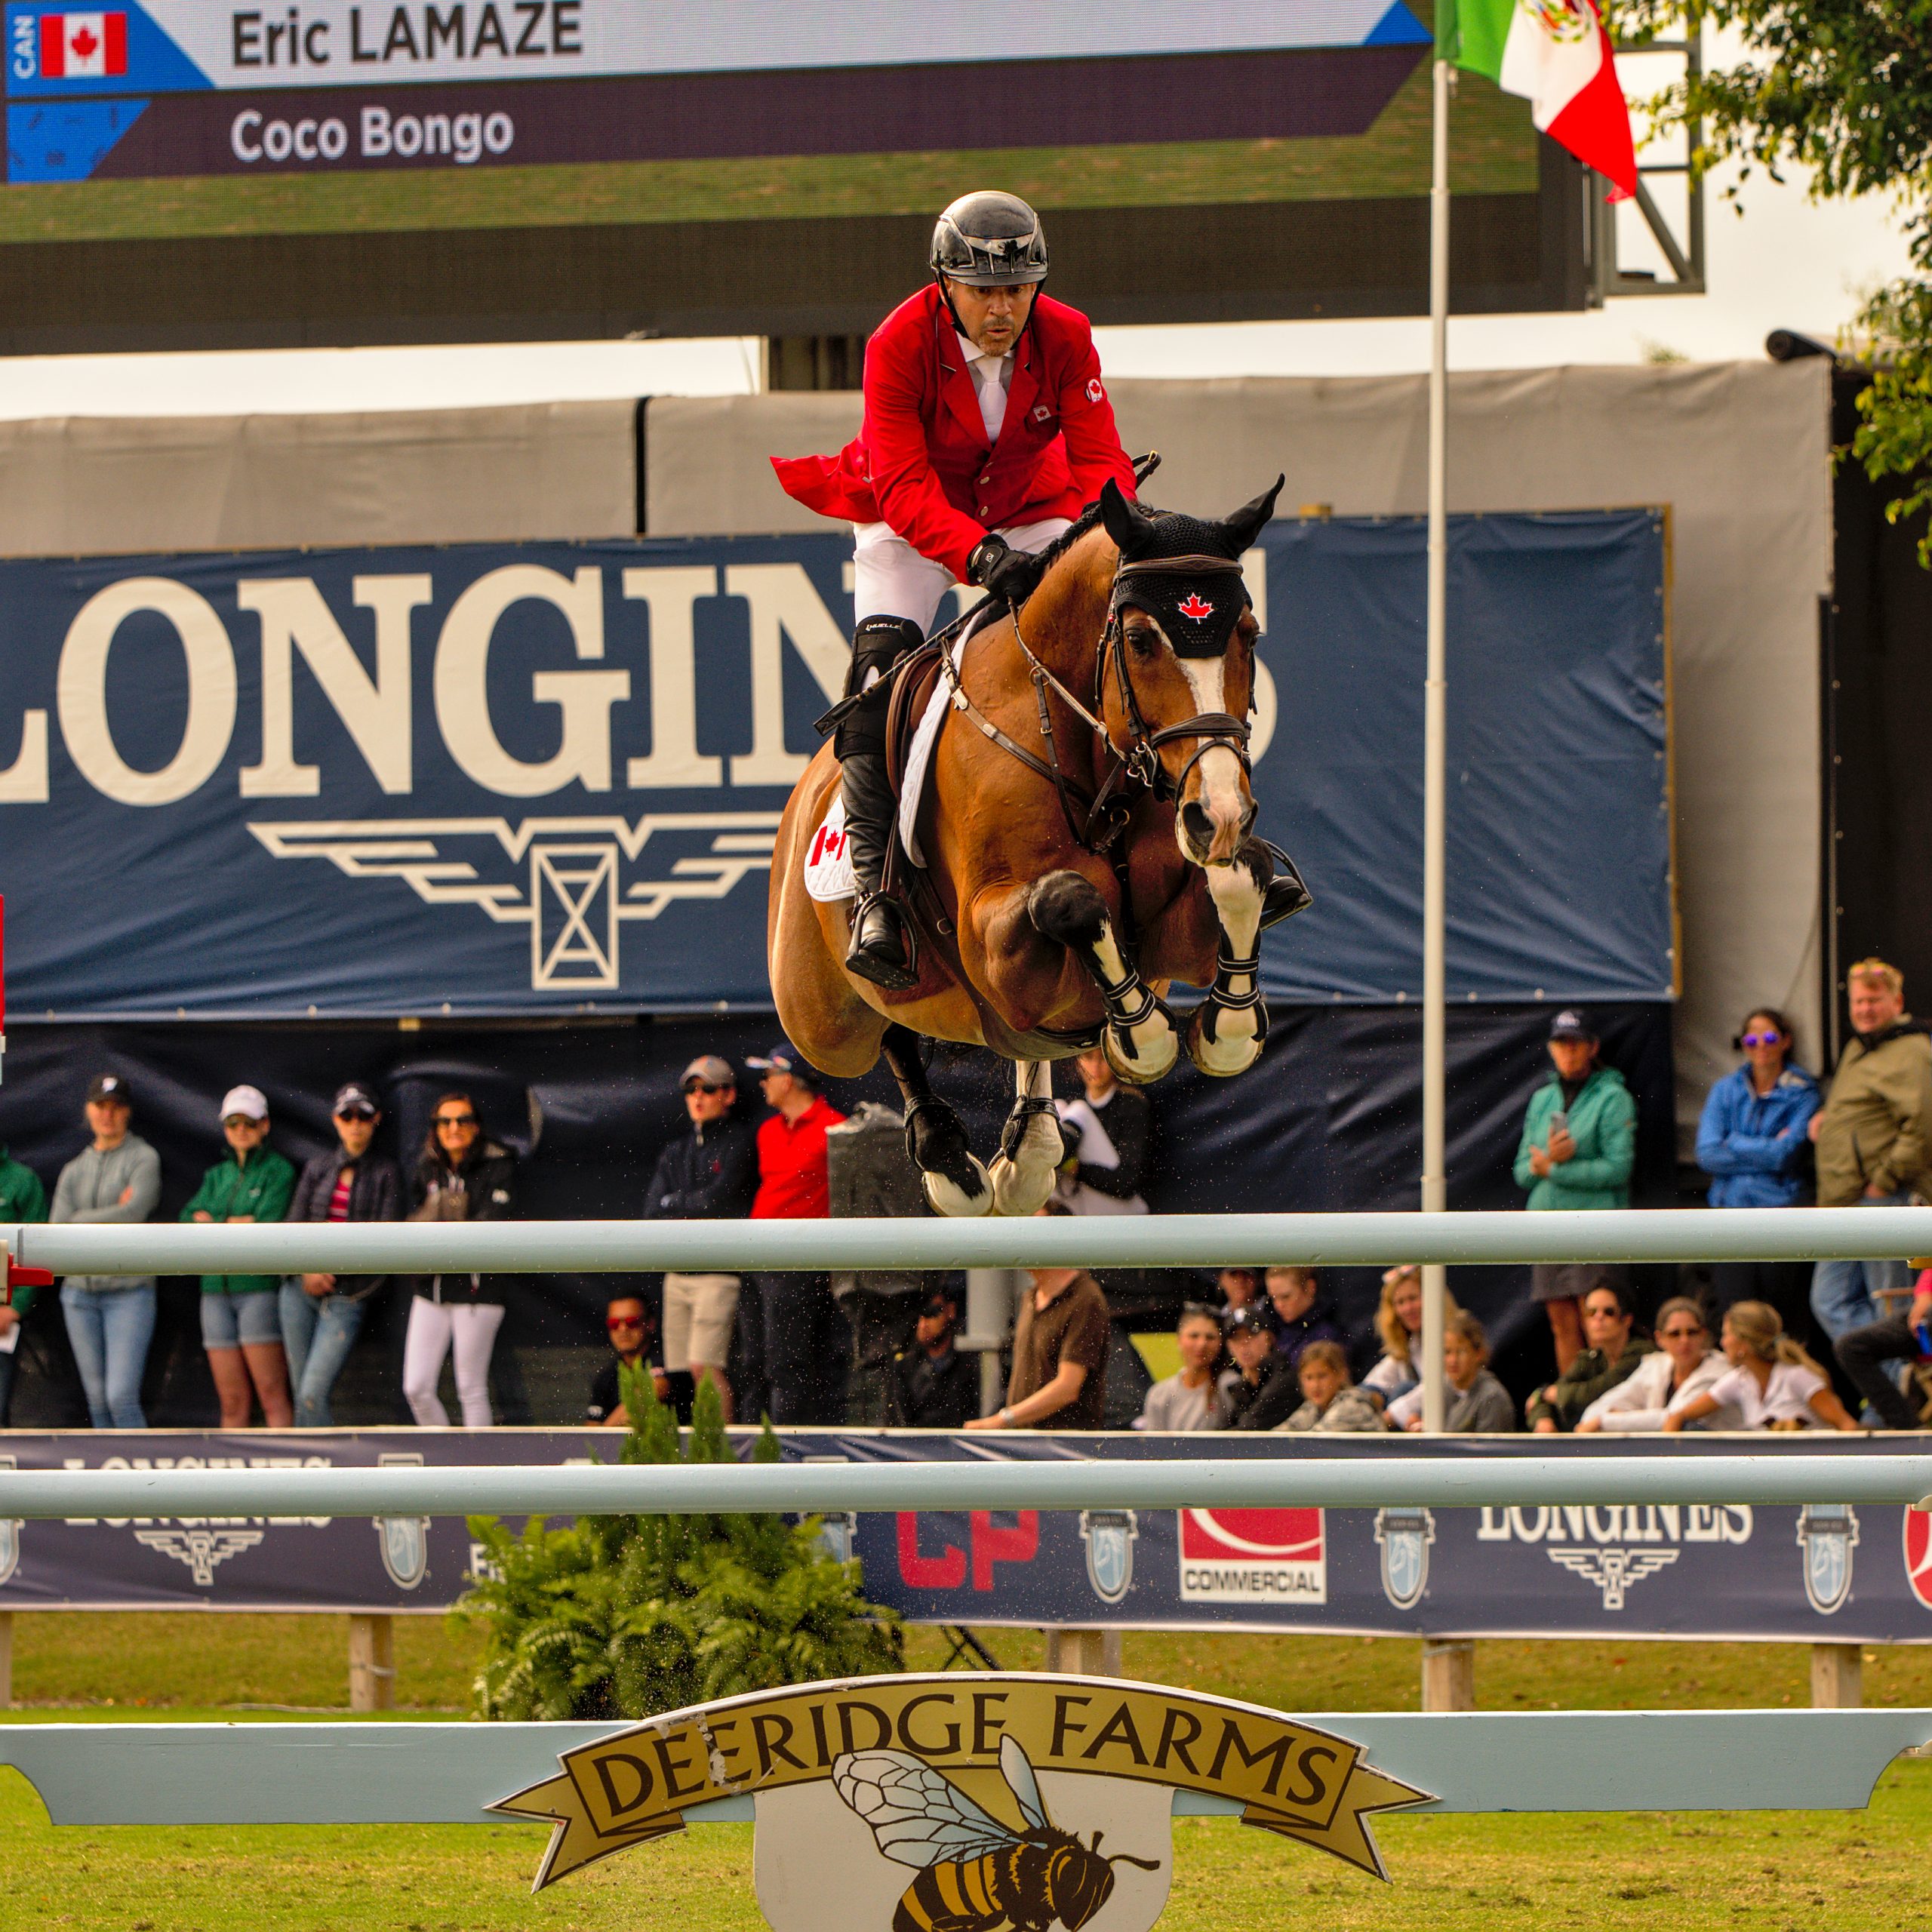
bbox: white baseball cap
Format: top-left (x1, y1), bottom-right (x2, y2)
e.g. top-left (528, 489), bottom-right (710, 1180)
top-left (220, 1084), bottom-right (270, 1123)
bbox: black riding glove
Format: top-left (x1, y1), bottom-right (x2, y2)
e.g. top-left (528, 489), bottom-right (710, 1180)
top-left (968, 535), bottom-right (1048, 607)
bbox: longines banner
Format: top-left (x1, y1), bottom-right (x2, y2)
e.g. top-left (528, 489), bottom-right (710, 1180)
top-left (0, 514), bottom-right (1672, 1016)
top-left (0, 1430), bottom-right (1927, 1641)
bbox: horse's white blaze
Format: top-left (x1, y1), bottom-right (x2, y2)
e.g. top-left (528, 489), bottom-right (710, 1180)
top-left (1192, 857), bottom-right (1266, 1076)
top-left (1094, 918), bottom-right (1178, 1079)
top-left (1176, 655), bottom-right (1248, 865)
top-left (989, 1058), bottom-right (1060, 1217)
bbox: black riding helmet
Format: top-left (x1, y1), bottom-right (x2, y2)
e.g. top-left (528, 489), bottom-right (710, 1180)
top-left (930, 190), bottom-right (1049, 288)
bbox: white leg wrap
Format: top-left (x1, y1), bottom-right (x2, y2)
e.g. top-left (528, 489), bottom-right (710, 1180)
top-left (990, 1060), bottom-right (1062, 1217)
top-left (1187, 857), bottom-right (1268, 1078)
top-left (1092, 920), bottom-right (1180, 1084)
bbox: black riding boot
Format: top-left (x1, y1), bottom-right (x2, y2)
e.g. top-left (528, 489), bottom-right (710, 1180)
top-left (840, 749), bottom-right (918, 991)
top-left (1260, 844), bottom-right (1313, 930)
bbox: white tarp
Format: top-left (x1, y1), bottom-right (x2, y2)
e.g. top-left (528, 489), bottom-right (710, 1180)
top-left (0, 400), bottom-right (636, 553)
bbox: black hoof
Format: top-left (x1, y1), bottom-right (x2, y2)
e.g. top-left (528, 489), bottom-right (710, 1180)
top-left (905, 1098), bottom-right (981, 1197)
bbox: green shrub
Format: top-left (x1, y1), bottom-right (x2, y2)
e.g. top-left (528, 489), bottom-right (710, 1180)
top-left (458, 1367), bottom-right (903, 1721)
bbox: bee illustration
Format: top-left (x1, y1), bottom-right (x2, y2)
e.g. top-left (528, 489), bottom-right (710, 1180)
top-left (832, 1731), bottom-right (1161, 1932)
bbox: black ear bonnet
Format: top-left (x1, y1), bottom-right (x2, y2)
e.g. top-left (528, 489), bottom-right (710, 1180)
top-left (1097, 476), bottom-right (1284, 660)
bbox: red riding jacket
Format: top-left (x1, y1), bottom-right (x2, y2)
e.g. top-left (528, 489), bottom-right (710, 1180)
top-left (771, 284), bottom-right (1137, 581)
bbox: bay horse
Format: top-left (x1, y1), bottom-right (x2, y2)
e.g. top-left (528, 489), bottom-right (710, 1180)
top-left (769, 475), bottom-right (1290, 1217)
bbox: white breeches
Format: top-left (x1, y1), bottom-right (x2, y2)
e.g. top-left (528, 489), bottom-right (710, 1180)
top-left (851, 515), bottom-right (1072, 633)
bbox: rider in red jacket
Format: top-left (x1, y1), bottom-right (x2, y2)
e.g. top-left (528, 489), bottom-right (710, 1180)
top-left (772, 191), bottom-right (1137, 991)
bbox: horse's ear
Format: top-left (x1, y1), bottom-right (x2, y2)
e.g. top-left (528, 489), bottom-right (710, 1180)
top-left (1222, 474), bottom-right (1285, 554)
top-left (1099, 476), bottom-right (1147, 558)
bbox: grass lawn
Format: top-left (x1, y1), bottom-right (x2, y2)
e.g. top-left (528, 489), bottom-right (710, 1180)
top-left (2, 1615), bottom-right (1930, 1927)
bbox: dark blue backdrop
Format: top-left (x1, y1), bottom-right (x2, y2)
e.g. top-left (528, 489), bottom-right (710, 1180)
top-left (0, 512), bottom-right (1671, 1017)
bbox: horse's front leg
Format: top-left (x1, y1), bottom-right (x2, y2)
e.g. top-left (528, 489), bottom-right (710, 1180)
top-left (987, 1060), bottom-right (1063, 1217)
top-left (1026, 870), bottom-right (1181, 1084)
top-left (1185, 839), bottom-right (1271, 1078)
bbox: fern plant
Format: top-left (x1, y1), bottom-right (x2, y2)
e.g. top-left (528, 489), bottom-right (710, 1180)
top-left (459, 1366), bottom-right (903, 1720)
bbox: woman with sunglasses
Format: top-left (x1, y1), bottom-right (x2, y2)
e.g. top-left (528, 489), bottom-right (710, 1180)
top-left (401, 1092), bottom-right (517, 1427)
top-left (1694, 1008), bottom-right (1820, 1336)
top-left (1575, 1296), bottom-right (1737, 1432)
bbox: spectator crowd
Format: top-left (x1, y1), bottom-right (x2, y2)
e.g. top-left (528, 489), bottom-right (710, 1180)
top-left (2, 956), bottom-right (1930, 1436)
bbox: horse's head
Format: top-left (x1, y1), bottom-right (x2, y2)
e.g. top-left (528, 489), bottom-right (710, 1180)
top-left (1097, 474), bottom-right (1283, 867)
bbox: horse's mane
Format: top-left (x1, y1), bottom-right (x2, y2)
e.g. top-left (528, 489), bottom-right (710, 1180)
top-left (1031, 492), bottom-right (1182, 585)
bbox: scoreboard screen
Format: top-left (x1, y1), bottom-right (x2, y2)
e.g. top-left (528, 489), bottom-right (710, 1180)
top-left (0, 2), bottom-right (1581, 352)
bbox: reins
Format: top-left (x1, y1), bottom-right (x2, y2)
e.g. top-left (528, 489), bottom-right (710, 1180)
top-left (937, 548), bottom-right (1255, 857)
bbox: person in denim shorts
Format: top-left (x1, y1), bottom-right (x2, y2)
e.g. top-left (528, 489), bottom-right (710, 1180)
top-left (183, 1085), bottom-right (296, 1427)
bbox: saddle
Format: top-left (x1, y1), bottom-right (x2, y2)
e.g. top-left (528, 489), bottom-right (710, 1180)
top-left (884, 641), bottom-right (946, 799)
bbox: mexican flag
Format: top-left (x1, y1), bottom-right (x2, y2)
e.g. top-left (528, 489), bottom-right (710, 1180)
top-left (1438, 0), bottom-right (1637, 199)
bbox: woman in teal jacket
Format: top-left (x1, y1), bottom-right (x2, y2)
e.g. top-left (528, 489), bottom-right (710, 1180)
top-left (182, 1084), bottom-right (296, 1428)
top-left (1513, 1010), bottom-right (1638, 1375)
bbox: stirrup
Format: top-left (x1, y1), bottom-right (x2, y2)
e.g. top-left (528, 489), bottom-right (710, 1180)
top-left (1257, 841), bottom-right (1312, 930)
top-left (845, 891), bottom-right (918, 992)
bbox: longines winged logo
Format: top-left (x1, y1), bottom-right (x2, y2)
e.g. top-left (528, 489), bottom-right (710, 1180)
top-left (134, 1527), bottom-right (266, 1586)
top-left (496, 1673), bottom-right (1432, 1923)
top-left (248, 812), bottom-right (780, 992)
top-left (1546, 1546), bottom-right (1678, 1611)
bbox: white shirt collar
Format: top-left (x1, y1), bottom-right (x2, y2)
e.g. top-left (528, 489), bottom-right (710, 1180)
top-left (955, 329), bottom-right (1008, 374)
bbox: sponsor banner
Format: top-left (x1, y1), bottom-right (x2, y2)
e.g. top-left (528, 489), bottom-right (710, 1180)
top-left (2, 1429), bottom-right (1931, 1643)
top-left (0, 513), bottom-right (1672, 1017)
top-left (5, 3), bottom-right (1422, 97)
top-left (2, 2), bottom-right (1429, 183)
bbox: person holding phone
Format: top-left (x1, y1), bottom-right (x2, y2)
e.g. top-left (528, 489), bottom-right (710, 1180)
top-left (1513, 1011), bottom-right (1637, 1375)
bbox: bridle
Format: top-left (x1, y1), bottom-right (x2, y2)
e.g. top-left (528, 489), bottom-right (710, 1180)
top-left (937, 549), bottom-right (1254, 856)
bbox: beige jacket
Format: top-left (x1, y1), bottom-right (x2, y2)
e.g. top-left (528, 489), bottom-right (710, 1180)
top-left (1814, 1020), bottom-right (1932, 1205)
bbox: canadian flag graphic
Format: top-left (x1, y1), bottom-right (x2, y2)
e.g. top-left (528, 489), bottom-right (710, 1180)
top-left (40, 11), bottom-right (128, 79)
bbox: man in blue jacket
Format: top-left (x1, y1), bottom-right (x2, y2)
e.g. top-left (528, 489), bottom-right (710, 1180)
top-left (645, 1055), bottom-right (758, 1421)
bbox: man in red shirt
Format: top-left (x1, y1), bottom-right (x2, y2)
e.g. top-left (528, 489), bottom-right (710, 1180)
top-left (773, 190), bottom-right (1137, 991)
top-left (744, 1041), bottom-right (848, 1422)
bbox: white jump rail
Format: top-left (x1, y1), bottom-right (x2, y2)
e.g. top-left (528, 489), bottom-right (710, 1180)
top-left (5, 1707), bottom-right (1930, 1823)
top-left (0, 1453), bottom-right (1929, 1521)
top-left (9, 1203), bottom-right (1932, 1275)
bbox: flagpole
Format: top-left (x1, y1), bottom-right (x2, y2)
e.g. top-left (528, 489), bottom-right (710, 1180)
top-left (1420, 52), bottom-right (1451, 1435)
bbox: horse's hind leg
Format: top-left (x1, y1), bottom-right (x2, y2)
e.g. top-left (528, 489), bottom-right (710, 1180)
top-left (880, 1023), bottom-right (993, 1218)
top-left (1186, 838), bottom-right (1271, 1078)
top-left (1026, 870), bottom-right (1180, 1084)
top-left (988, 1060), bottom-right (1062, 1217)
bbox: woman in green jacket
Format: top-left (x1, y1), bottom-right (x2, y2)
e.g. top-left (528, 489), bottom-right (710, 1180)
top-left (183, 1084), bottom-right (297, 1428)
top-left (1513, 1011), bottom-right (1637, 1375)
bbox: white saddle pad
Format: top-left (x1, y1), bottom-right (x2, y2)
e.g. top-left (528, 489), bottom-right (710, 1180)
top-left (801, 792), bottom-right (858, 903)
top-left (801, 637), bottom-right (961, 902)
